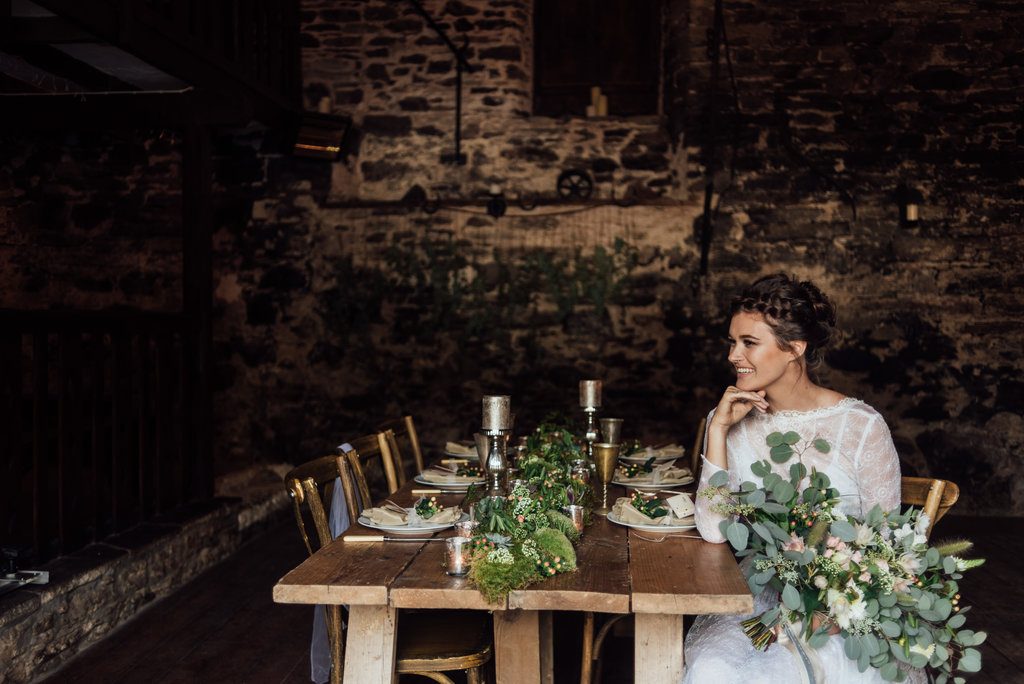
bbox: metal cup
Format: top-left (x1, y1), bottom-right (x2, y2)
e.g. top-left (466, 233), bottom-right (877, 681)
top-left (563, 505), bottom-right (586, 534)
top-left (473, 432), bottom-right (488, 469)
top-left (454, 520), bottom-right (479, 538)
top-left (600, 418), bottom-right (624, 445)
top-left (445, 537), bottom-right (470, 576)
top-left (591, 443), bottom-right (620, 516)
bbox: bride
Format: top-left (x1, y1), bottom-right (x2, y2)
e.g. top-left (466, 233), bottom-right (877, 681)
top-left (684, 274), bottom-right (924, 684)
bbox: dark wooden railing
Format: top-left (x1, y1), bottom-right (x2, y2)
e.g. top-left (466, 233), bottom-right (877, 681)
top-left (0, 310), bottom-right (203, 564)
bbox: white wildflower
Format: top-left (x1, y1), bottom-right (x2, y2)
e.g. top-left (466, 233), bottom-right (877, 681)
top-left (909, 642), bottom-right (936, 659)
top-left (854, 522), bottom-right (874, 547)
top-left (813, 575), bottom-right (829, 590)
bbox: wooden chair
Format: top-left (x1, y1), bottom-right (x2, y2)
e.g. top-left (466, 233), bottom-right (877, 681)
top-left (377, 415), bottom-right (426, 483)
top-left (901, 477), bottom-right (960, 538)
top-left (284, 454), bottom-right (350, 684)
top-left (339, 431), bottom-right (402, 518)
top-left (337, 446), bottom-right (493, 683)
top-left (690, 416), bottom-right (707, 484)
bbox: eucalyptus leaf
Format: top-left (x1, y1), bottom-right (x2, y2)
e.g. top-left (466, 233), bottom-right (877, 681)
top-left (807, 628), bottom-right (830, 648)
top-left (943, 556), bottom-right (956, 574)
top-left (782, 430), bottom-right (801, 445)
top-left (880, 620), bottom-right (902, 638)
top-left (772, 481), bottom-right (796, 503)
top-left (761, 502), bottom-right (790, 515)
top-left (709, 470), bottom-right (729, 487)
top-left (879, 592), bottom-right (897, 608)
top-left (958, 648), bottom-right (981, 673)
top-left (746, 489), bottom-right (766, 507)
top-left (766, 432), bottom-right (785, 447)
top-left (844, 635), bottom-right (861, 660)
top-left (831, 519), bottom-right (857, 542)
top-left (934, 598), bottom-right (952, 620)
top-left (726, 522), bottom-right (749, 551)
top-left (858, 648), bottom-right (870, 672)
top-left (781, 583), bottom-right (802, 611)
top-left (812, 438), bottom-right (831, 453)
top-left (789, 462), bottom-right (808, 482)
top-left (751, 460), bottom-right (771, 478)
top-left (752, 522), bottom-right (774, 543)
top-left (770, 444), bottom-right (794, 463)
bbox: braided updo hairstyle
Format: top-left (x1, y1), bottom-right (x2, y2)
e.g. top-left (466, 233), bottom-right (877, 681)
top-left (729, 274), bottom-right (837, 371)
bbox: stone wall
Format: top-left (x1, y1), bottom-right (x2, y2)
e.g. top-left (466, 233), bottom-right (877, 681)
top-left (1, 0), bottom-right (1021, 515)
top-left (0, 471), bottom-right (290, 683)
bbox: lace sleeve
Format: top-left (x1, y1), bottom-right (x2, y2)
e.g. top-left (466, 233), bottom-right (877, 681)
top-left (853, 414), bottom-right (902, 514)
top-left (695, 457), bottom-right (729, 543)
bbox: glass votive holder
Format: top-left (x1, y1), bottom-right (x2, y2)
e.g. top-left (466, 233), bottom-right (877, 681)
top-left (445, 537), bottom-right (470, 576)
top-left (570, 459), bottom-right (591, 485)
top-left (454, 520), bottom-right (479, 538)
top-left (563, 505), bottom-right (586, 534)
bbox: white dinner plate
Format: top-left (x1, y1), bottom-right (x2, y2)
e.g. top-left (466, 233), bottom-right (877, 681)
top-left (606, 511), bottom-right (697, 532)
top-left (612, 475), bottom-right (694, 490)
top-left (413, 473), bottom-right (485, 490)
top-left (357, 510), bottom-right (469, 534)
top-left (618, 453), bottom-right (680, 465)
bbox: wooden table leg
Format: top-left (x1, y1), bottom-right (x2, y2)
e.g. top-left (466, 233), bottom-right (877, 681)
top-left (635, 613), bottom-right (684, 683)
top-left (539, 610), bottom-right (554, 684)
top-left (494, 609), bottom-right (541, 684)
top-left (344, 605), bottom-right (398, 683)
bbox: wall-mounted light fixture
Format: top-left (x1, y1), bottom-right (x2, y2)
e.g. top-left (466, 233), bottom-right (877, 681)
top-left (292, 111), bottom-right (352, 161)
top-left (895, 183), bottom-right (924, 228)
top-left (486, 184), bottom-right (507, 219)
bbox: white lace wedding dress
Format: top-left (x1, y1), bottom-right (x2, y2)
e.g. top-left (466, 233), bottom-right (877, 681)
top-left (683, 398), bottom-right (925, 684)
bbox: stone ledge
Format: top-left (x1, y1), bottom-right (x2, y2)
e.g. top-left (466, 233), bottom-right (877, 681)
top-left (0, 465), bottom-right (291, 684)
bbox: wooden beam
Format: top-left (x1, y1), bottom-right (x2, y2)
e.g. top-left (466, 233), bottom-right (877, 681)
top-left (0, 89), bottom-right (256, 129)
top-left (2, 16), bottom-right (95, 43)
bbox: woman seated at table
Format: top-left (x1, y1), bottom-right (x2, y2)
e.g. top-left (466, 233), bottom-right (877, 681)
top-left (684, 274), bottom-right (923, 684)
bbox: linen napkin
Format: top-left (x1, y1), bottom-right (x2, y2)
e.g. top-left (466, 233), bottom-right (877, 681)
top-left (651, 464), bottom-right (693, 484)
top-left (421, 507), bottom-right (462, 524)
top-left (363, 507), bottom-right (408, 526)
top-left (419, 469), bottom-right (482, 483)
top-left (611, 497), bottom-right (674, 525)
top-left (444, 441), bottom-right (476, 456)
top-left (648, 444), bottom-right (686, 459)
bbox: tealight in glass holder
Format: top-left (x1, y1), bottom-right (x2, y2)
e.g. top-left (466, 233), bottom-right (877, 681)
top-left (445, 537), bottom-right (470, 576)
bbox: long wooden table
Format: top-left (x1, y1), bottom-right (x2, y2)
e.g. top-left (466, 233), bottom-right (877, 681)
top-left (273, 480), bottom-right (752, 683)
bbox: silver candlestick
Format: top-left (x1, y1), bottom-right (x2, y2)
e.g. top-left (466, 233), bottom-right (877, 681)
top-left (481, 395), bottom-right (512, 499)
top-left (583, 406), bottom-right (599, 460)
top-left (482, 429), bottom-right (510, 499)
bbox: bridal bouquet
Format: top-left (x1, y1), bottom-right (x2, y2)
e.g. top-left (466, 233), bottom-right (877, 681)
top-left (703, 432), bottom-right (985, 683)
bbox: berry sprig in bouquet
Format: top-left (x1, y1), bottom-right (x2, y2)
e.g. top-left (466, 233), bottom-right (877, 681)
top-left (702, 432), bottom-right (986, 683)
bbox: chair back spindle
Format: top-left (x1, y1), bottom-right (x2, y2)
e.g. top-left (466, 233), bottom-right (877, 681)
top-left (377, 415), bottom-right (425, 480)
top-left (900, 476), bottom-right (960, 538)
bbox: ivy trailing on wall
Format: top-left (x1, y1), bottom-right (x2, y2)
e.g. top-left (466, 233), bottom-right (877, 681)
top-left (320, 237), bottom-right (640, 349)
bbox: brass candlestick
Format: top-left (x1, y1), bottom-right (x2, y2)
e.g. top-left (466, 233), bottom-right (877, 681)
top-left (592, 442), bottom-right (620, 516)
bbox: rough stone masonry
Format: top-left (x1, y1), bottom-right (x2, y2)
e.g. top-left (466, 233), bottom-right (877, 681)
top-left (2, 0), bottom-right (1021, 514)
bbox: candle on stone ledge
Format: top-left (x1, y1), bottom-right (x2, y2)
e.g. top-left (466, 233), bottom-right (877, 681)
top-left (579, 380), bottom-right (602, 408)
top-left (482, 395), bottom-right (511, 431)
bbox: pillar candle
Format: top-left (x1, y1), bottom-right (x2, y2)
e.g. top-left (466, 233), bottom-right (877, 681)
top-left (579, 380), bottom-right (602, 408)
top-left (590, 86), bottom-right (602, 107)
top-left (482, 395), bottom-right (511, 430)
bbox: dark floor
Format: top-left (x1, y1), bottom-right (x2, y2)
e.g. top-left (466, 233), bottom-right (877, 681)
top-left (40, 516), bottom-right (1024, 684)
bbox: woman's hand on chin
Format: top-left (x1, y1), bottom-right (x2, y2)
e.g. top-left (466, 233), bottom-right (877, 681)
top-left (710, 386), bottom-right (769, 432)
